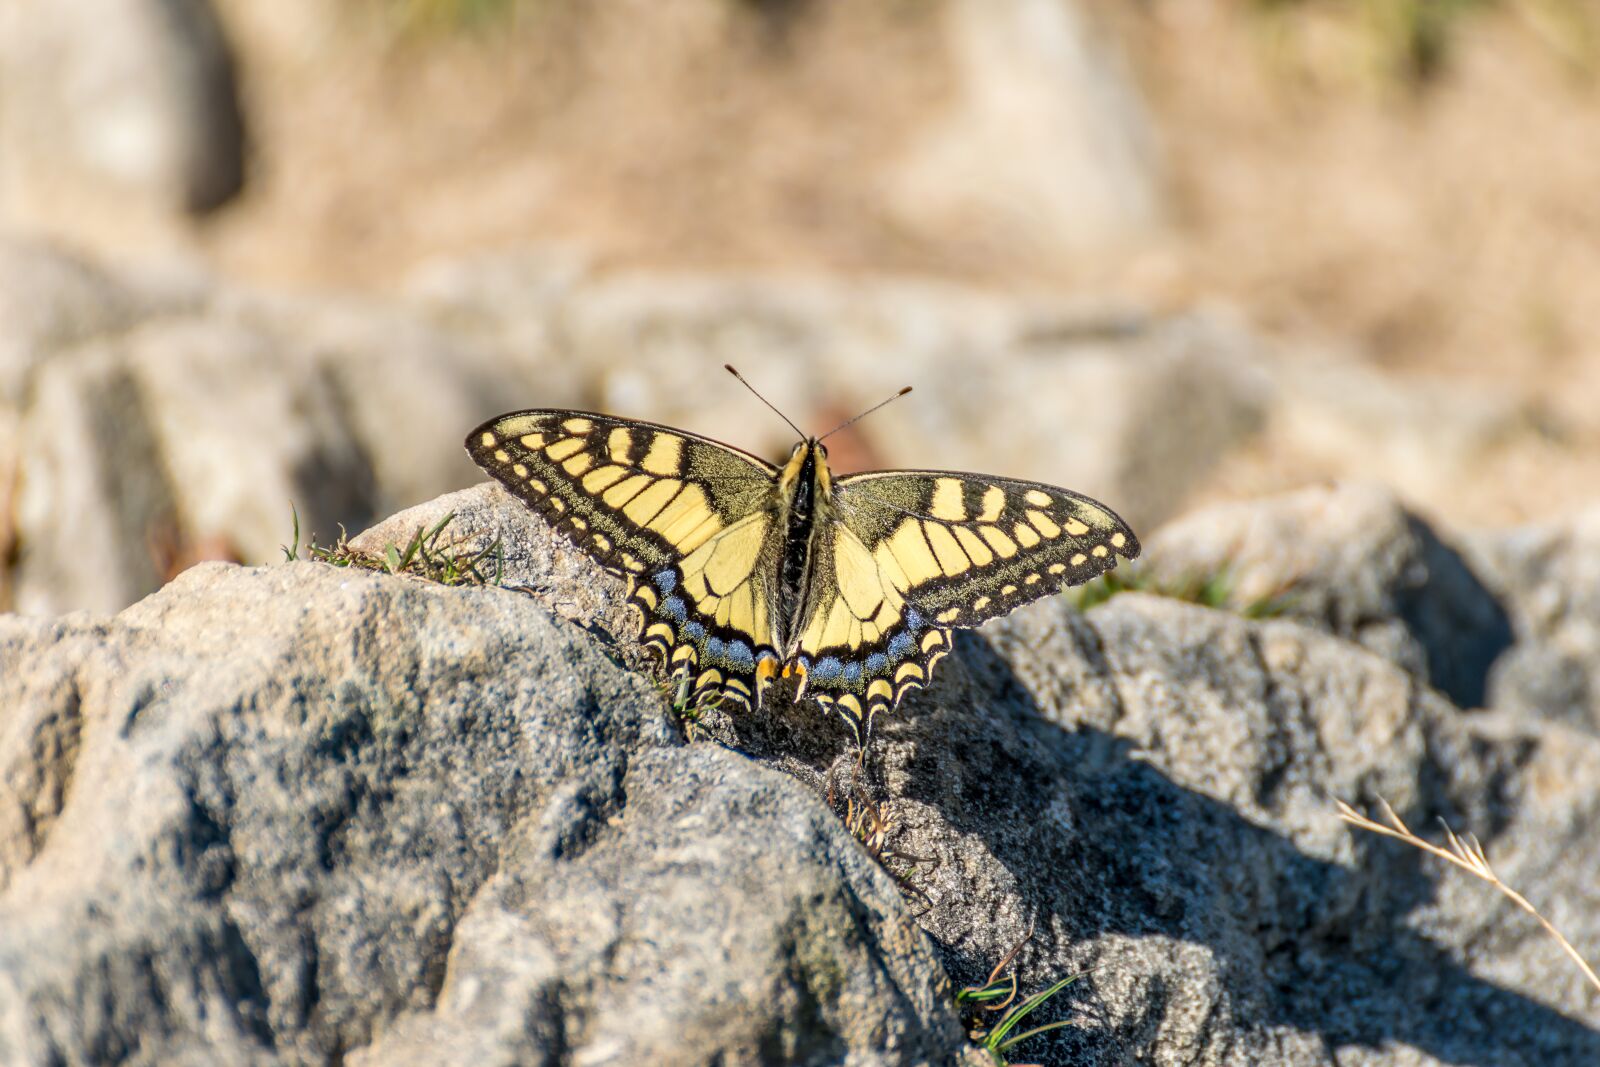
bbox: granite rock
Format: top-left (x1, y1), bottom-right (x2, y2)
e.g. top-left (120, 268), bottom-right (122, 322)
top-left (1138, 482), bottom-right (1515, 710)
top-left (324, 486), bottom-right (1600, 1063)
top-left (0, 560), bottom-right (967, 1066)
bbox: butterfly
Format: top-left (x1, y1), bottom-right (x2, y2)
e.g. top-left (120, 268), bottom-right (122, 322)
top-left (465, 369), bottom-right (1139, 740)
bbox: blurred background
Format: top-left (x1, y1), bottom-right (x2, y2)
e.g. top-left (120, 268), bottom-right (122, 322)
top-left (4, 0), bottom-right (1599, 617)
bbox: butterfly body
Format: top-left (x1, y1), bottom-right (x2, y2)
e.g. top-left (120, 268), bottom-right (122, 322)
top-left (468, 409), bottom-right (1139, 731)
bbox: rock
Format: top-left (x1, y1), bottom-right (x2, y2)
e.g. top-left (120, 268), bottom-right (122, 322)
top-left (0, 0), bottom-right (245, 248)
top-left (1269, 360), bottom-right (1535, 509)
top-left (11, 345), bottom-right (182, 618)
top-left (351, 742), bottom-right (969, 1067)
top-left (395, 484), bottom-right (1600, 1062)
top-left (10, 314), bottom-right (378, 617)
top-left (0, 239), bottom-right (205, 613)
top-left (10, 484), bottom-right (1593, 1064)
top-left (1139, 481), bottom-right (1514, 710)
top-left (887, 0), bottom-right (1164, 261)
top-left (0, 238), bottom-right (169, 405)
top-left (1206, 353), bottom-right (1557, 531)
top-left (0, 239), bottom-right (1278, 618)
top-left (0, 238), bottom-right (1567, 659)
top-left (950, 599), bottom-right (1600, 1064)
top-left (347, 482), bottom-right (636, 650)
top-left (0, 240), bottom-right (517, 617)
top-left (0, 561), bottom-right (967, 1066)
top-left (1464, 506), bottom-right (1600, 731)
top-left (416, 259), bottom-right (1268, 534)
top-left (212, 292), bottom-right (520, 518)
top-left (860, 305), bottom-right (1268, 535)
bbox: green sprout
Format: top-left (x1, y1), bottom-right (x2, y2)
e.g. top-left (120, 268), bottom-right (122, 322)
top-left (283, 505), bottom-right (504, 587)
top-left (958, 926), bottom-right (1085, 1064)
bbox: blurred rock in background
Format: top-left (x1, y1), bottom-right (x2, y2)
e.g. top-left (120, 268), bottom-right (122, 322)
top-left (1, 237), bottom-right (1269, 614)
top-left (2, 0), bottom-right (1595, 614)
top-left (887, 0), bottom-right (1165, 261)
top-left (0, 0), bottom-right (245, 252)
top-left (0, 236), bottom-right (1567, 620)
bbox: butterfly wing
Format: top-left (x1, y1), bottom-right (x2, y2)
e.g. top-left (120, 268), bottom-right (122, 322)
top-left (467, 410), bottom-right (787, 710)
top-left (791, 469), bottom-right (1140, 724)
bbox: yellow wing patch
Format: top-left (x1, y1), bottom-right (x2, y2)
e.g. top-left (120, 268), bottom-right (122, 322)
top-left (790, 467), bottom-right (1137, 725)
top-left (682, 512), bottom-right (767, 598)
top-left (467, 410), bottom-right (785, 716)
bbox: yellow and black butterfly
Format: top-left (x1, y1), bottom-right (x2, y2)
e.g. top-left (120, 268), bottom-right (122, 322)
top-left (466, 369), bottom-right (1139, 738)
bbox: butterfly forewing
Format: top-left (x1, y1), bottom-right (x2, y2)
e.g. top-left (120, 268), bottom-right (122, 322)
top-left (467, 411), bottom-right (787, 711)
top-left (835, 469), bottom-right (1139, 623)
top-left (787, 469), bottom-right (1140, 723)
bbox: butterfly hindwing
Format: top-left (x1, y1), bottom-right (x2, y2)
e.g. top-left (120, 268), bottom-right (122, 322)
top-left (788, 469), bottom-right (1140, 724)
top-left (775, 517), bottom-right (946, 725)
top-left (467, 411), bottom-right (786, 710)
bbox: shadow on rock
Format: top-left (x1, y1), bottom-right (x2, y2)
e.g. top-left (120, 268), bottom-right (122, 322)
top-left (1398, 514), bottom-right (1515, 711)
top-left (880, 630), bottom-right (1599, 1065)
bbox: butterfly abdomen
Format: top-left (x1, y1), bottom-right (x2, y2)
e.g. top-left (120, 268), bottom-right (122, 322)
top-left (775, 441), bottom-right (822, 649)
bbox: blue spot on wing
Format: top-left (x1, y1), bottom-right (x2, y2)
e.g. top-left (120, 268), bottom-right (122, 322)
top-left (683, 621), bottom-right (706, 641)
top-left (706, 637), bottom-right (725, 659)
top-left (653, 570), bottom-right (677, 593)
top-left (663, 597), bottom-right (688, 622)
top-left (727, 641), bottom-right (755, 670)
top-left (903, 608), bottom-right (924, 632)
top-left (888, 632), bottom-right (914, 661)
top-left (866, 652), bottom-right (888, 674)
top-left (843, 662), bottom-right (863, 684)
top-left (814, 656), bottom-right (844, 681)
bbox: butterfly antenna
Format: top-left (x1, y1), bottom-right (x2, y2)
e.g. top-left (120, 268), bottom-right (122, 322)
top-left (725, 364), bottom-right (805, 439)
top-left (818, 386), bottom-right (913, 442)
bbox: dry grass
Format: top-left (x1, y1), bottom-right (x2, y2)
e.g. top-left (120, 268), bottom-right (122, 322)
top-left (282, 506), bottom-right (504, 587)
top-left (1337, 796), bottom-right (1600, 999)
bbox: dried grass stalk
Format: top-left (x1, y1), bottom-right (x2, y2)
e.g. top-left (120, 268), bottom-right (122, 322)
top-left (1337, 796), bottom-right (1600, 998)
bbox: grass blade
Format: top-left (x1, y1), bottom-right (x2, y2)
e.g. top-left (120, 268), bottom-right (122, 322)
top-left (986, 974), bottom-right (1080, 1049)
top-left (282, 503), bottom-right (301, 561)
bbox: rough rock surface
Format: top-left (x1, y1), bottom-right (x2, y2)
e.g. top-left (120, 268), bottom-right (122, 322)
top-left (0, 560), bottom-right (966, 1066)
top-left (1139, 482), bottom-right (1600, 740)
top-left (362, 486), bottom-right (1600, 1065)
top-left (1138, 482), bottom-right (1515, 710)
top-left (6, 484), bottom-right (1592, 1064)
